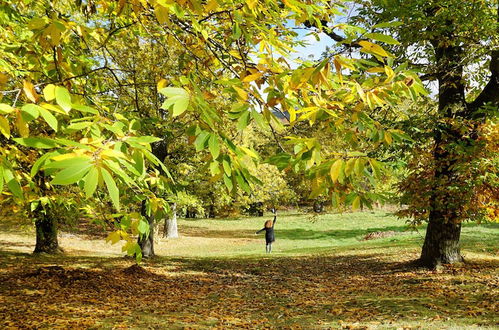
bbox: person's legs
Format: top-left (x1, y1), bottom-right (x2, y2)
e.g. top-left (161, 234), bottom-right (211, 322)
top-left (268, 243), bottom-right (272, 253)
top-left (266, 243), bottom-right (270, 253)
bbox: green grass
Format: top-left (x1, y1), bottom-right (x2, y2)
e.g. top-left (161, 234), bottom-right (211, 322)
top-left (0, 210), bottom-right (498, 329)
top-left (167, 211), bottom-right (498, 258)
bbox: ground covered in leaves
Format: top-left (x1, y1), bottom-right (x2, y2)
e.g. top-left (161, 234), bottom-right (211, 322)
top-left (0, 212), bottom-right (498, 328)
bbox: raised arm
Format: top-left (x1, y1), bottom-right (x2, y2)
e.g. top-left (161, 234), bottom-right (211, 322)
top-left (272, 209), bottom-right (277, 227)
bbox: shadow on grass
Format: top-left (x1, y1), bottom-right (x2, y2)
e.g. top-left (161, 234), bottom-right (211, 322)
top-left (182, 225), bottom-right (412, 240)
top-left (1, 247), bottom-right (497, 328)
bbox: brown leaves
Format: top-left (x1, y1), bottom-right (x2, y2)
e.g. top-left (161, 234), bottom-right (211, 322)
top-left (0, 252), bottom-right (497, 328)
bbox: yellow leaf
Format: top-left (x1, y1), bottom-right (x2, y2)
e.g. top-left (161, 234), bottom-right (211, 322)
top-left (333, 57), bottom-right (342, 82)
top-left (384, 131), bottom-right (392, 144)
top-left (233, 86), bottom-right (248, 101)
top-left (16, 110), bottom-right (29, 137)
top-left (330, 159), bottom-right (344, 183)
top-left (205, 0), bottom-right (218, 12)
top-left (43, 84), bottom-right (56, 101)
top-left (352, 195), bottom-right (361, 211)
top-left (359, 41), bottom-right (390, 57)
top-left (157, 78), bottom-right (167, 90)
top-left (0, 73), bottom-right (8, 88)
top-left (51, 153), bottom-right (79, 161)
top-left (23, 81), bottom-right (38, 103)
top-left (229, 50), bottom-right (242, 59)
top-left (0, 116), bottom-right (10, 138)
top-left (366, 67), bottom-right (385, 73)
top-left (155, 5), bottom-right (170, 25)
top-left (242, 72), bottom-right (262, 82)
top-left (384, 65), bottom-right (395, 83)
top-left (106, 231), bottom-right (122, 244)
top-left (246, 0), bottom-right (258, 10)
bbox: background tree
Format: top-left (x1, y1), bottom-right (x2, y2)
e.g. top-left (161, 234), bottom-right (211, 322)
top-left (347, 0), bottom-right (499, 267)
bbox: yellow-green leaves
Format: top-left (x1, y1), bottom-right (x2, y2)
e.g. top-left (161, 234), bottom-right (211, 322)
top-left (159, 87), bottom-right (190, 117)
top-left (0, 116), bottom-right (10, 138)
top-left (330, 159), bottom-right (344, 183)
top-left (208, 134), bottom-right (220, 159)
top-left (43, 84), bottom-right (56, 101)
top-left (46, 156), bottom-right (92, 185)
top-left (359, 41), bottom-right (391, 58)
top-left (83, 167), bottom-right (99, 198)
top-left (0, 104), bottom-right (14, 114)
top-left (13, 137), bottom-right (58, 149)
top-left (364, 33), bottom-right (400, 45)
top-left (55, 86), bottom-right (72, 113)
top-left (101, 168), bottom-right (120, 211)
top-left (38, 107), bottom-right (58, 131)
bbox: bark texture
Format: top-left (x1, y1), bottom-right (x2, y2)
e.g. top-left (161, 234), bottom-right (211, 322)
top-left (33, 173), bottom-right (62, 254)
top-left (34, 212), bottom-right (61, 254)
top-left (138, 201), bottom-right (155, 258)
top-left (418, 6), bottom-right (498, 268)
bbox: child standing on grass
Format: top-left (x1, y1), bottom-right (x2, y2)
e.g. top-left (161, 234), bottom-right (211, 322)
top-left (256, 210), bottom-right (277, 253)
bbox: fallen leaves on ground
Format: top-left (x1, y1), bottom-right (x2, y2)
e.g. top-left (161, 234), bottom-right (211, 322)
top-left (0, 250), bottom-right (497, 329)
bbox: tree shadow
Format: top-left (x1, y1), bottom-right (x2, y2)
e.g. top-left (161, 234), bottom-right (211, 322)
top-left (182, 224), bottom-right (412, 240)
top-left (1, 247), bottom-right (497, 328)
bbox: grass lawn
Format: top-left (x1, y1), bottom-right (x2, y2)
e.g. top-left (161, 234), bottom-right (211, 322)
top-left (0, 211), bottom-right (497, 328)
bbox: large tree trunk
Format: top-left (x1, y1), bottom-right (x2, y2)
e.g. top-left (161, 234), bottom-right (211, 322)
top-left (420, 216), bottom-right (463, 268)
top-left (138, 201), bottom-right (155, 258)
top-left (164, 203), bottom-right (178, 238)
top-left (419, 42), bottom-right (465, 268)
top-left (33, 211), bottom-right (61, 254)
top-left (33, 173), bottom-right (62, 254)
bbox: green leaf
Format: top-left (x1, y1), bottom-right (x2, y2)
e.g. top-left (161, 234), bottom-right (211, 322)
top-left (55, 86), bottom-right (72, 112)
top-left (137, 219), bottom-right (149, 235)
top-left (194, 131), bottom-right (209, 152)
top-left (51, 162), bottom-right (92, 185)
top-left (223, 174), bottom-right (233, 191)
top-left (3, 167), bottom-right (23, 199)
top-left (72, 104), bottom-right (98, 114)
top-left (159, 87), bottom-right (190, 117)
top-left (38, 107), bottom-right (58, 131)
top-left (237, 111), bottom-right (250, 131)
top-left (44, 156), bottom-right (92, 169)
top-left (364, 32), bottom-right (400, 45)
top-left (13, 137), bottom-right (58, 149)
top-left (101, 167), bottom-right (120, 211)
top-left (369, 158), bottom-right (382, 178)
top-left (372, 21), bottom-right (403, 29)
top-left (30, 151), bottom-right (60, 177)
top-left (126, 136), bottom-right (161, 144)
top-left (84, 167), bottom-right (99, 198)
top-left (132, 151), bottom-right (145, 176)
top-left (222, 159), bottom-right (231, 176)
top-left (66, 122), bottom-right (93, 131)
top-left (20, 104), bottom-right (40, 122)
top-left (208, 134), bottom-right (220, 159)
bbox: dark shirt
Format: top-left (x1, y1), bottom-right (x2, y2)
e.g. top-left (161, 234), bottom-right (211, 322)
top-left (256, 216), bottom-right (277, 244)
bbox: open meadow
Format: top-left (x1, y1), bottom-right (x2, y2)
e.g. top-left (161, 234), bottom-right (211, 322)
top-left (1, 211), bottom-right (497, 328)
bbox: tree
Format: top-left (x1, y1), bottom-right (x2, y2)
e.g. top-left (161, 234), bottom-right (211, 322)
top-left (348, 0), bottom-right (499, 267)
top-left (1, 0), bottom-right (424, 259)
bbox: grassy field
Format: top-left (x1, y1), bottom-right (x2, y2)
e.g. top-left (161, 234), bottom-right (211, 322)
top-left (0, 211), bottom-right (498, 328)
